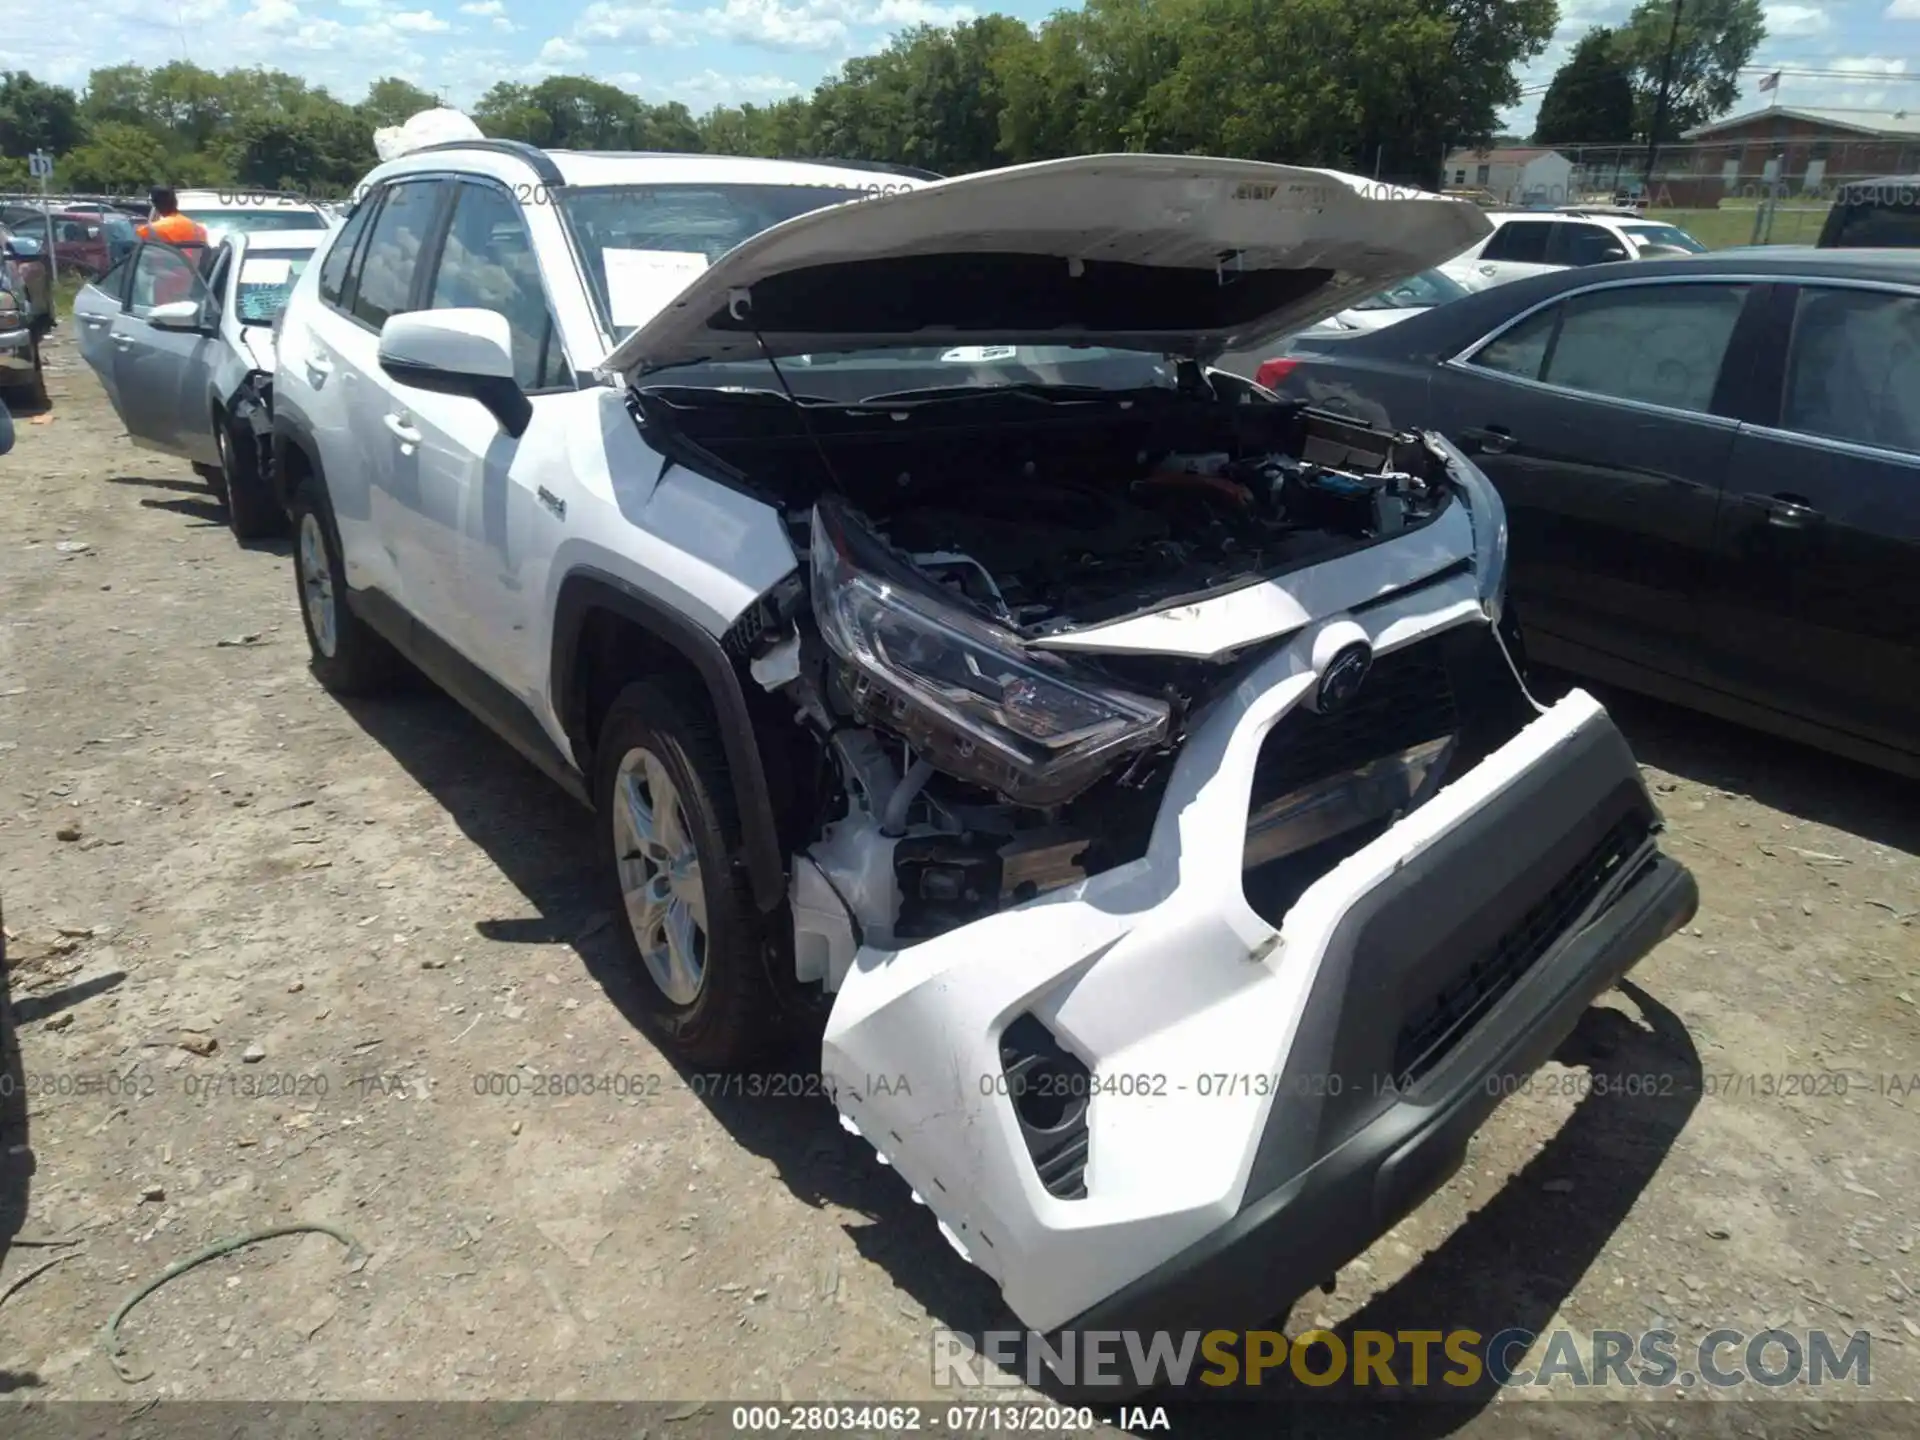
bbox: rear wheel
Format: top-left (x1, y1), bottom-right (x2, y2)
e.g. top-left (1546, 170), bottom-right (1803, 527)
top-left (219, 414), bottom-right (281, 540)
top-left (290, 485), bottom-right (401, 696)
top-left (594, 680), bottom-right (774, 1069)
top-left (6, 339), bottom-right (47, 411)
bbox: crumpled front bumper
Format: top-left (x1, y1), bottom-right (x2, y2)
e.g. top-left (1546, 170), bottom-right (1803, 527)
top-left (820, 585), bottom-right (1695, 1339)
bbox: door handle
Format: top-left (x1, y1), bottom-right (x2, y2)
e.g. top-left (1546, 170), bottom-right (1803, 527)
top-left (1750, 494), bottom-right (1822, 529)
top-left (383, 413), bottom-right (421, 445)
top-left (1461, 425), bottom-right (1515, 455)
top-left (111, 334), bottom-right (134, 350)
top-left (1478, 263), bottom-right (1497, 276)
top-left (304, 356), bottom-right (333, 384)
top-left (79, 314), bottom-right (109, 328)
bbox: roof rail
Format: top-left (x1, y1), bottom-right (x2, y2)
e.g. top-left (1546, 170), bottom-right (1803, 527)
top-left (402, 138), bottom-right (566, 187)
top-left (810, 157), bottom-right (944, 181)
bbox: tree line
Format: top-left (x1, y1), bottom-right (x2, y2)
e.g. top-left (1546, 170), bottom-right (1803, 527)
top-left (0, 0), bottom-right (1761, 200)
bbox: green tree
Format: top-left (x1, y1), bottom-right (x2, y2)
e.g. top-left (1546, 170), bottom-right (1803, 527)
top-left (1533, 27), bottom-right (1634, 143)
top-left (82, 65), bottom-right (151, 129)
top-left (529, 76), bottom-right (645, 148)
top-left (0, 71), bottom-right (84, 157)
top-left (64, 120), bottom-right (172, 193)
top-left (360, 77), bottom-right (439, 130)
top-left (473, 82), bottom-right (553, 144)
top-left (1616, 0), bottom-right (1765, 142)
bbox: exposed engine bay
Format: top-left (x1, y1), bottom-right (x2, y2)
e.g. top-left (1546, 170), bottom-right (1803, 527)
top-left (646, 385), bottom-right (1497, 986)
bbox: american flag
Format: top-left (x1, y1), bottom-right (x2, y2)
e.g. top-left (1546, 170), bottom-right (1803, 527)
top-left (1757, 70), bottom-right (1781, 92)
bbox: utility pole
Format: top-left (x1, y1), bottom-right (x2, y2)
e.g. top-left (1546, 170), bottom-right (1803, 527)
top-left (1642, 0), bottom-right (1684, 197)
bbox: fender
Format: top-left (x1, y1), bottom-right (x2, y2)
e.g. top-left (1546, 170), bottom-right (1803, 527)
top-left (552, 568), bottom-right (787, 915)
top-left (269, 409), bottom-right (321, 516)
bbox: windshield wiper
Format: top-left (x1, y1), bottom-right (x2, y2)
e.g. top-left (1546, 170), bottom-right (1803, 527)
top-left (853, 381), bottom-right (1142, 406)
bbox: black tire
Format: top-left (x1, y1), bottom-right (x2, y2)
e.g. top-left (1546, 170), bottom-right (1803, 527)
top-left (289, 484), bottom-right (401, 696)
top-left (219, 414), bottom-right (280, 539)
top-left (593, 679), bottom-right (774, 1070)
top-left (9, 340), bottom-right (47, 411)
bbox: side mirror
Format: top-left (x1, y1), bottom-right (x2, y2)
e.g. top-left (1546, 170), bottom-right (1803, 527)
top-left (148, 299), bottom-right (208, 332)
top-left (4, 237), bottom-right (40, 260)
top-left (378, 308), bottom-right (530, 438)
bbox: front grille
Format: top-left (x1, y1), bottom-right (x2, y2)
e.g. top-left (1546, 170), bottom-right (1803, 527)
top-left (1392, 812), bottom-right (1654, 1088)
top-left (998, 1014), bottom-right (1091, 1200)
top-left (1251, 641), bottom-right (1458, 803)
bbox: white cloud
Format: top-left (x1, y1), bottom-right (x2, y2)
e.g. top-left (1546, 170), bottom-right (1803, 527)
top-left (458, 0), bottom-right (503, 11)
top-left (663, 67), bottom-right (804, 101)
top-left (705, 0), bottom-right (846, 51)
top-left (1763, 2), bottom-right (1828, 35)
top-left (1886, 0), bottom-right (1920, 16)
top-left (537, 34), bottom-right (589, 63)
top-left (575, 0), bottom-right (694, 45)
top-left (241, 0), bottom-right (305, 30)
top-left (390, 7), bottom-right (450, 29)
top-left (865, 0), bottom-right (974, 23)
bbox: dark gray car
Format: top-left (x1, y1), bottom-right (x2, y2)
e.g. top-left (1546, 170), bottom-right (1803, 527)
top-left (1244, 248), bottom-right (1920, 777)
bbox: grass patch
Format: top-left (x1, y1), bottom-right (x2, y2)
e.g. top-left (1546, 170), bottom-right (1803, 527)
top-left (1649, 203), bottom-right (1832, 250)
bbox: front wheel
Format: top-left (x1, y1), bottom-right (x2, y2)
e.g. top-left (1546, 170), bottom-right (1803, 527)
top-left (290, 486), bottom-right (401, 696)
top-left (593, 680), bottom-right (775, 1069)
top-left (218, 415), bottom-right (280, 540)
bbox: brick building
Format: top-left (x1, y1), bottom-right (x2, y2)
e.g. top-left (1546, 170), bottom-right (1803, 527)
top-left (1664, 106), bottom-right (1920, 206)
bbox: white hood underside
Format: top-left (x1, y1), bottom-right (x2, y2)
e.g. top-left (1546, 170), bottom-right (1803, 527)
top-left (602, 155), bottom-right (1491, 378)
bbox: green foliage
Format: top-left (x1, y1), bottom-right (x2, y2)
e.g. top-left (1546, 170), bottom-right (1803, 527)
top-left (1616, 0), bottom-right (1766, 142)
top-left (1534, 27), bottom-right (1635, 144)
top-left (0, 71), bottom-right (84, 156)
top-left (63, 120), bottom-right (172, 193)
top-left (360, 78), bottom-right (441, 130)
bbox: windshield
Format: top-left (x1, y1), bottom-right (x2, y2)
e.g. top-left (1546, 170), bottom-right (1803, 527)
top-left (185, 208), bottom-right (328, 235)
top-left (563, 182), bottom-right (1171, 397)
top-left (1351, 268), bottom-right (1468, 311)
top-left (1621, 223), bottom-right (1706, 254)
top-left (234, 249), bottom-right (312, 325)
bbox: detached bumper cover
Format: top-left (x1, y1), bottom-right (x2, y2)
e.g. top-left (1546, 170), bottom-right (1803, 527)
top-left (1057, 825), bottom-right (1694, 1344)
top-left (821, 596), bottom-right (1695, 1337)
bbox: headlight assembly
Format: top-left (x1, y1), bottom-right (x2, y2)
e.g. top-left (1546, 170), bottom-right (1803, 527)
top-left (810, 499), bottom-right (1170, 807)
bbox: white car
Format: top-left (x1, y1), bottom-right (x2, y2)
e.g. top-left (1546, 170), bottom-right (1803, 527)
top-left (173, 188), bottom-right (334, 245)
top-left (1294, 266), bottom-right (1472, 337)
top-left (268, 143), bottom-right (1696, 1380)
top-left (73, 228), bottom-right (327, 540)
top-left (1441, 209), bottom-right (1707, 292)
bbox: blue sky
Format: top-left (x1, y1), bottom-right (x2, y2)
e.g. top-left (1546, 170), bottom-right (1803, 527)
top-left (18, 0), bottom-right (1918, 129)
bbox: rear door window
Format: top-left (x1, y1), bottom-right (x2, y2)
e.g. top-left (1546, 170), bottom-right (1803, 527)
top-left (1780, 286), bottom-right (1920, 454)
top-left (350, 180), bottom-right (449, 330)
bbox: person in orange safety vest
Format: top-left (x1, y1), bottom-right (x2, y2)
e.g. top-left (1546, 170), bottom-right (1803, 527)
top-left (137, 188), bottom-right (209, 246)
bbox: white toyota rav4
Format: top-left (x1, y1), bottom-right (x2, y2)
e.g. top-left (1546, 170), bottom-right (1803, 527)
top-left (269, 140), bottom-right (1697, 1376)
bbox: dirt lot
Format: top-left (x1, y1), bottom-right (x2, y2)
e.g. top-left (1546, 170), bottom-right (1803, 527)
top-left (2, 336), bottom-right (1918, 1432)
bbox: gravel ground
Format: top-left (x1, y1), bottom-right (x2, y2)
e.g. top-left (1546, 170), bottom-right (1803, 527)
top-left (2, 336), bottom-right (1917, 1434)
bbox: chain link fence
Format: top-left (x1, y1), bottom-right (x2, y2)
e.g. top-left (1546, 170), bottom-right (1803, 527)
top-left (1448, 133), bottom-right (1920, 247)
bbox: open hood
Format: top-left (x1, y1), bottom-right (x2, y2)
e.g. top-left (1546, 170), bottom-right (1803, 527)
top-left (600, 154), bottom-right (1490, 380)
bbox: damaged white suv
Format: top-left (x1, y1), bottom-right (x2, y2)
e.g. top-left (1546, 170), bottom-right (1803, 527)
top-left (270, 143), bottom-right (1697, 1366)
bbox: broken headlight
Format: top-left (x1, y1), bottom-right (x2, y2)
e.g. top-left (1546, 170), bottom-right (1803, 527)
top-left (810, 499), bottom-right (1170, 807)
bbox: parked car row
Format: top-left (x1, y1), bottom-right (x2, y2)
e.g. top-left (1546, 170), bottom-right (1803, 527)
top-left (68, 144), bottom-right (1701, 1387)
